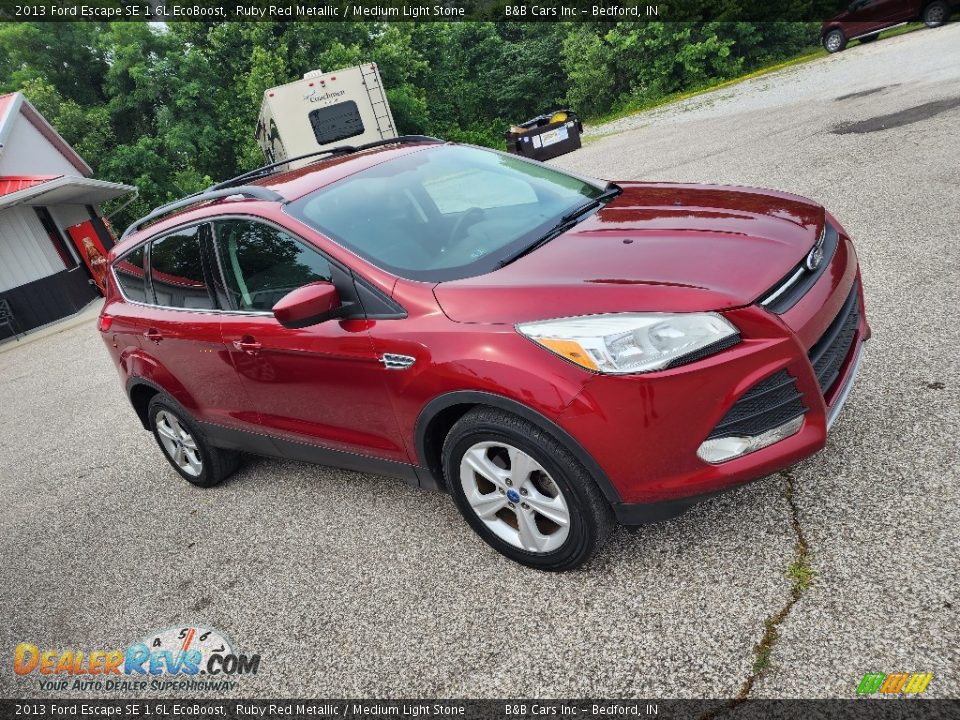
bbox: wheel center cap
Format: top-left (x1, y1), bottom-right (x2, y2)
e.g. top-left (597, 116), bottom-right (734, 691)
top-left (506, 489), bottom-right (521, 503)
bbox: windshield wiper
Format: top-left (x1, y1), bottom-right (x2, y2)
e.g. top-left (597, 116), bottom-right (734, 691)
top-left (561, 183), bottom-right (623, 222)
top-left (497, 183), bottom-right (622, 268)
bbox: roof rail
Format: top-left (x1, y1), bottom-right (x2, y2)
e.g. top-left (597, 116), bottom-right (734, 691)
top-left (208, 135), bottom-right (444, 192)
top-left (121, 186), bottom-right (283, 240)
top-left (121, 135), bottom-right (444, 241)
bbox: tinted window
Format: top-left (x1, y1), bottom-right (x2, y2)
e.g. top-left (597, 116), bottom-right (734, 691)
top-left (150, 226), bottom-right (215, 310)
top-left (213, 220), bottom-right (332, 312)
top-left (114, 246), bottom-right (147, 302)
top-left (286, 145), bottom-right (604, 281)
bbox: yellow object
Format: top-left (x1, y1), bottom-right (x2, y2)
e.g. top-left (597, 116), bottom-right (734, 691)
top-left (536, 338), bottom-right (598, 371)
top-left (549, 112), bottom-right (569, 124)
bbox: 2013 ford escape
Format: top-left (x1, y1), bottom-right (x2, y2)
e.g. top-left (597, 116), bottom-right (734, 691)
top-left (99, 137), bottom-right (869, 570)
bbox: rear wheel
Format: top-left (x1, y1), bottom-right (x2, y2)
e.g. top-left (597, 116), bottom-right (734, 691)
top-left (923, 0), bottom-right (950, 26)
top-left (148, 396), bottom-right (239, 488)
top-left (823, 29), bottom-right (847, 53)
top-left (442, 407), bottom-right (613, 571)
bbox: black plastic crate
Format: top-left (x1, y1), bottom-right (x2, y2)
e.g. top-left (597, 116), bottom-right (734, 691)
top-left (504, 110), bottom-right (583, 161)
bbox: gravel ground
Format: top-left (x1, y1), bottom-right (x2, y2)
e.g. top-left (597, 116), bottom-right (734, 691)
top-left (2, 24), bottom-right (958, 700)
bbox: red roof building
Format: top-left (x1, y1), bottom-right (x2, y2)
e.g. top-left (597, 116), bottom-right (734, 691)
top-left (0, 92), bottom-right (135, 339)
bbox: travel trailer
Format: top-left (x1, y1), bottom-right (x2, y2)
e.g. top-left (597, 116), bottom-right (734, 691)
top-left (256, 64), bottom-right (397, 167)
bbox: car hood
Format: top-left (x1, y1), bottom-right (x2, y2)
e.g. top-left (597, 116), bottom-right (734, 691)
top-left (433, 182), bottom-right (825, 324)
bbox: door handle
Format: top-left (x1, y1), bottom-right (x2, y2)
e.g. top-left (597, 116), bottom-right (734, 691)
top-left (232, 338), bottom-right (262, 355)
top-left (143, 328), bottom-right (163, 344)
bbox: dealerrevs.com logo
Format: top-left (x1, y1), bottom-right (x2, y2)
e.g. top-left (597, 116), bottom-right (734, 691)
top-left (14, 626), bottom-right (261, 692)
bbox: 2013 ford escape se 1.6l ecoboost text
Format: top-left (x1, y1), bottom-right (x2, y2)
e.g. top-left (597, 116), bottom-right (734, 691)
top-left (99, 137), bottom-right (869, 570)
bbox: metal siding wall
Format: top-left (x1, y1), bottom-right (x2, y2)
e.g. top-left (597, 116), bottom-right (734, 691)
top-left (0, 206), bottom-right (63, 292)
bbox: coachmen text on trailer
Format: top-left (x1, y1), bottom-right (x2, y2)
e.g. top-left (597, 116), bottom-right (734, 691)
top-left (255, 64), bottom-right (397, 167)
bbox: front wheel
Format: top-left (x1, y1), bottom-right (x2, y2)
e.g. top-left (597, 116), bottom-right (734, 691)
top-left (923, 0), bottom-right (950, 27)
top-left (823, 29), bottom-right (847, 53)
top-left (442, 408), bottom-right (613, 571)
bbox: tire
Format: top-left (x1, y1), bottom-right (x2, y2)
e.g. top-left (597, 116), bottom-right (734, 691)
top-left (923, 0), bottom-right (950, 27)
top-left (442, 407), bottom-right (614, 571)
top-left (859, 34), bottom-right (879, 43)
top-left (148, 395), bottom-right (240, 488)
top-left (823, 29), bottom-right (847, 53)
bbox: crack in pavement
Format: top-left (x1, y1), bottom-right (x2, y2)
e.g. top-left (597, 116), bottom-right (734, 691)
top-left (702, 471), bottom-right (812, 718)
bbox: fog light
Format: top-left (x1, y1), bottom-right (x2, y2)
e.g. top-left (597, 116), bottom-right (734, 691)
top-left (697, 416), bottom-right (804, 464)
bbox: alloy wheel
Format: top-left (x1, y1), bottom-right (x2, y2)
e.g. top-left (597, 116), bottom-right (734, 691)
top-left (459, 441), bottom-right (570, 553)
top-left (155, 410), bottom-right (203, 477)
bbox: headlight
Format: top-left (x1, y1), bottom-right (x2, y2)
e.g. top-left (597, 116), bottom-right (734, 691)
top-left (516, 313), bottom-right (739, 374)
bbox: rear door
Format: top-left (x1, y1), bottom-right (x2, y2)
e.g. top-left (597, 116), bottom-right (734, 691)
top-left (843, 0), bottom-right (906, 35)
top-left (211, 217), bottom-right (408, 463)
top-left (139, 224), bottom-right (249, 429)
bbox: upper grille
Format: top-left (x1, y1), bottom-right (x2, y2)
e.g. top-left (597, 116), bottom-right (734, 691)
top-left (707, 370), bottom-right (806, 440)
top-left (809, 281), bottom-right (861, 396)
top-left (759, 223), bottom-right (839, 314)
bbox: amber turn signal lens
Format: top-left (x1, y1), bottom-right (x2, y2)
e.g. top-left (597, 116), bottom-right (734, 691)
top-left (535, 338), bottom-right (599, 371)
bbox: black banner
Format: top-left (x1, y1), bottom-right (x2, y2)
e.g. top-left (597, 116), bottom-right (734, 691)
top-left (3, 700), bottom-right (960, 720)
top-left (0, 0), bottom-right (879, 23)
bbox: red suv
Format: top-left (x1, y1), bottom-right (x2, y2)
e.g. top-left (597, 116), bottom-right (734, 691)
top-left (99, 137), bottom-right (869, 570)
top-left (821, 0), bottom-right (954, 52)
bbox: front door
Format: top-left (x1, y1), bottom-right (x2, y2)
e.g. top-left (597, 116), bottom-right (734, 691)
top-left (211, 218), bottom-right (408, 463)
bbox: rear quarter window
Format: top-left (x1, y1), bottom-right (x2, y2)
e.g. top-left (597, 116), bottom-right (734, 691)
top-left (113, 246), bottom-right (148, 303)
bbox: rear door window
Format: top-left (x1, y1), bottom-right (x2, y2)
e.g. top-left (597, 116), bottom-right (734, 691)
top-left (113, 246), bottom-right (148, 303)
top-left (149, 226), bottom-right (215, 310)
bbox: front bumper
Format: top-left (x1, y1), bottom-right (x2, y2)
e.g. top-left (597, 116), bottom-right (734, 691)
top-left (612, 336), bottom-right (866, 525)
top-left (557, 230), bottom-right (869, 521)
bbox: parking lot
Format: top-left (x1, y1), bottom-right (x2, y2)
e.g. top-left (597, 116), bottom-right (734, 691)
top-left (2, 24), bottom-right (958, 699)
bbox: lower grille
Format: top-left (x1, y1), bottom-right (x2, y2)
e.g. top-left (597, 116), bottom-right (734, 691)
top-left (809, 281), bottom-right (861, 396)
top-left (707, 370), bottom-right (806, 440)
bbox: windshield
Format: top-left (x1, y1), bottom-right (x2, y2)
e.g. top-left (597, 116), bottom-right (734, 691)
top-left (286, 145), bottom-right (605, 281)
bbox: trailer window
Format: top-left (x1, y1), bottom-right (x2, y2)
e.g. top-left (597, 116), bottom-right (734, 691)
top-left (309, 101), bottom-right (365, 145)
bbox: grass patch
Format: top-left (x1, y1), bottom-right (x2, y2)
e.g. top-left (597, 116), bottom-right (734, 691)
top-left (586, 46), bottom-right (826, 130)
top-left (869, 22), bottom-right (924, 41)
top-left (582, 130), bottom-right (625, 145)
top-left (787, 553), bottom-right (815, 593)
top-left (734, 472), bottom-right (816, 700)
top-left (585, 23), bottom-right (927, 135)
top-left (751, 615), bottom-right (783, 675)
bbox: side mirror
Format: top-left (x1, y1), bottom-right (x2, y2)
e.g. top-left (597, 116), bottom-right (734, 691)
top-left (273, 281), bottom-right (341, 328)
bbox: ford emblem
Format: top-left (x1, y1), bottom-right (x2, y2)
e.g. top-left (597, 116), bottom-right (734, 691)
top-left (805, 245), bottom-right (824, 272)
